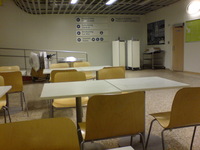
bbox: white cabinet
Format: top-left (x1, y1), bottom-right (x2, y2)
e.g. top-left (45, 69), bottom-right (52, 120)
top-left (112, 41), bottom-right (126, 66)
top-left (127, 40), bottom-right (140, 69)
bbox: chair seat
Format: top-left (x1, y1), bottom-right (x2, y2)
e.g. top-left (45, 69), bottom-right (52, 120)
top-left (0, 100), bottom-right (6, 108)
top-left (53, 97), bottom-right (89, 108)
top-left (85, 74), bottom-right (95, 80)
top-left (79, 122), bottom-right (86, 139)
top-left (150, 111), bottom-right (171, 128)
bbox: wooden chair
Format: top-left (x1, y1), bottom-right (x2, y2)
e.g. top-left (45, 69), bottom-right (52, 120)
top-left (145, 87), bottom-right (200, 150)
top-left (0, 117), bottom-right (80, 150)
top-left (51, 70), bottom-right (88, 117)
top-left (97, 66), bottom-right (125, 80)
top-left (0, 66), bottom-right (20, 72)
top-left (0, 76), bottom-right (11, 123)
top-left (50, 63), bottom-right (69, 69)
top-left (0, 71), bottom-right (29, 116)
top-left (78, 91), bottom-right (145, 150)
top-left (72, 61), bottom-right (95, 80)
top-left (49, 69), bottom-right (77, 82)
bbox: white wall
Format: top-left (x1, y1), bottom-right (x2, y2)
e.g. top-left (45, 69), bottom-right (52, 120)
top-left (145, 0), bottom-right (200, 73)
top-left (0, 0), bottom-right (146, 66)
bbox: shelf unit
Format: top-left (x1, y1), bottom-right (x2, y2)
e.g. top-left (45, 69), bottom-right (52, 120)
top-left (143, 51), bottom-right (165, 69)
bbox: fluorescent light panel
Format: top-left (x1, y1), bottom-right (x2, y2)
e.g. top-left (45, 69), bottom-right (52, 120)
top-left (106, 0), bottom-right (117, 5)
top-left (71, 0), bottom-right (78, 4)
top-left (187, 1), bottom-right (200, 14)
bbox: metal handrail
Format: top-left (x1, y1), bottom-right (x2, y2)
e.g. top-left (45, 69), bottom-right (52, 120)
top-left (0, 47), bottom-right (88, 71)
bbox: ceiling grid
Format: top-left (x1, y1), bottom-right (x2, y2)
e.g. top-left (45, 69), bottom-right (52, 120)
top-left (13, 0), bottom-right (181, 15)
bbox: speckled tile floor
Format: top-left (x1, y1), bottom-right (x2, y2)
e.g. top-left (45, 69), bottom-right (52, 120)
top-left (1, 69), bottom-right (200, 150)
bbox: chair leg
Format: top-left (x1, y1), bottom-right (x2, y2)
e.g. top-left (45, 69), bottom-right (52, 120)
top-left (5, 106), bottom-right (11, 123)
top-left (190, 126), bottom-right (197, 150)
top-left (138, 133), bottom-right (145, 150)
top-left (22, 92), bottom-right (29, 117)
top-left (2, 107), bottom-right (7, 123)
top-left (81, 141), bottom-right (85, 150)
top-left (161, 129), bottom-right (166, 150)
top-left (50, 99), bottom-right (54, 118)
top-left (145, 119), bottom-right (156, 149)
top-left (20, 92), bottom-right (24, 110)
top-left (130, 135), bottom-right (133, 146)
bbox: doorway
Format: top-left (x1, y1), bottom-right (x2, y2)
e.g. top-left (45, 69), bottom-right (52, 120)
top-left (172, 26), bottom-right (184, 71)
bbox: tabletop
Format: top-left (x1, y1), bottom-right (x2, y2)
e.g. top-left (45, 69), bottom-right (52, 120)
top-left (40, 80), bottom-right (121, 100)
top-left (0, 86), bottom-right (12, 98)
top-left (106, 76), bottom-right (189, 92)
top-left (106, 146), bottom-right (134, 150)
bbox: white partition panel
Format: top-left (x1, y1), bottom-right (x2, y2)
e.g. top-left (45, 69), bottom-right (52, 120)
top-left (112, 40), bottom-right (125, 66)
top-left (127, 40), bottom-right (140, 69)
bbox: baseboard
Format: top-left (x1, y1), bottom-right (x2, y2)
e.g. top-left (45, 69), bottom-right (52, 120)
top-left (184, 71), bottom-right (200, 75)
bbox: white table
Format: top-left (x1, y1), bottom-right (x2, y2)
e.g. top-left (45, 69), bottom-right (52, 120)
top-left (0, 86), bottom-right (12, 98)
top-left (106, 146), bottom-right (134, 150)
top-left (43, 66), bottom-right (110, 74)
top-left (40, 80), bottom-right (121, 123)
top-left (40, 77), bottom-right (189, 124)
top-left (106, 77), bottom-right (189, 92)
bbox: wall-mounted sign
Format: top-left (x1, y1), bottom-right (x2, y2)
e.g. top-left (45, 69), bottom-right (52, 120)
top-left (76, 37), bottom-right (108, 43)
top-left (75, 17), bottom-right (109, 43)
top-left (76, 17), bottom-right (108, 23)
top-left (76, 30), bottom-right (108, 36)
top-left (110, 17), bottom-right (140, 23)
top-left (147, 20), bottom-right (165, 45)
top-left (76, 24), bottom-right (108, 29)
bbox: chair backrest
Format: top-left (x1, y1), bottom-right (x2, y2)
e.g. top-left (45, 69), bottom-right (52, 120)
top-left (50, 69), bottom-right (77, 82)
top-left (50, 63), bottom-right (69, 69)
top-left (0, 76), bottom-right (6, 101)
top-left (0, 71), bottom-right (23, 93)
top-left (72, 61), bottom-right (90, 67)
top-left (0, 117), bottom-right (80, 150)
top-left (85, 91), bottom-right (145, 141)
top-left (53, 70), bottom-right (86, 82)
top-left (97, 66), bottom-right (125, 80)
top-left (72, 62), bottom-right (94, 79)
top-left (0, 66), bottom-right (20, 71)
top-left (168, 87), bottom-right (200, 128)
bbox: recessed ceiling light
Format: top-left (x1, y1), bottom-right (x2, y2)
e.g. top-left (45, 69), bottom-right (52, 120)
top-left (71, 0), bottom-right (78, 4)
top-left (106, 0), bottom-right (117, 5)
top-left (187, 1), bottom-right (200, 14)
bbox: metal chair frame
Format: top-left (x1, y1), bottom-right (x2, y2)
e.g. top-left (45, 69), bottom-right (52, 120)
top-left (146, 119), bottom-right (199, 150)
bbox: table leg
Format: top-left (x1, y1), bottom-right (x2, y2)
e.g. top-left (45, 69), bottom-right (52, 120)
top-left (96, 71), bottom-right (99, 80)
top-left (76, 97), bottom-right (82, 124)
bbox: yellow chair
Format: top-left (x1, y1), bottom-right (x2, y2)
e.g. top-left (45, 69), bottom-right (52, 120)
top-left (97, 66), bottom-right (125, 80)
top-left (49, 69), bottom-right (77, 82)
top-left (0, 117), bottom-right (80, 150)
top-left (51, 70), bottom-right (89, 117)
top-left (72, 61), bottom-right (95, 80)
top-left (0, 76), bottom-right (11, 123)
top-left (50, 63), bottom-right (69, 69)
top-left (145, 87), bottom-right (200, 150)
top-left (0, 65), bottom-right (20, 71)
top-left (78, 91), bottom-right (145, 150)
top-left (0, 71), bottom-right (29, 116)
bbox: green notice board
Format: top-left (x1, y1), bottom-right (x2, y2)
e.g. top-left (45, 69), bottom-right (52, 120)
top-left (185, 19), bottom-right (200, 42)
